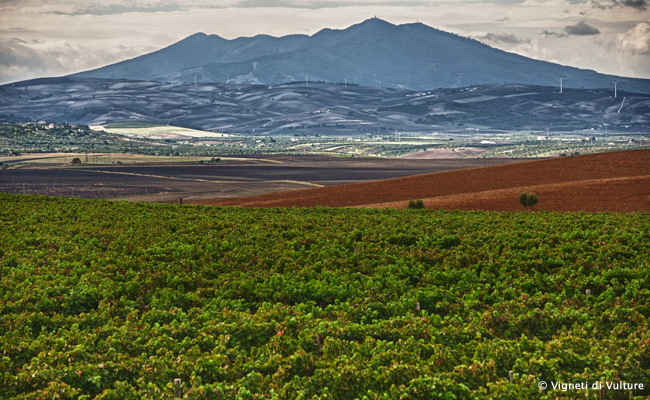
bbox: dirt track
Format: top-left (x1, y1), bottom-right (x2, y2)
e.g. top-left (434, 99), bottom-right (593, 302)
top-left (192, 149), bottom-right (650, 212)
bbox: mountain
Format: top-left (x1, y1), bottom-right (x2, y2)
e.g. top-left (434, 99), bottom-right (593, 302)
top-left (71, 18), bottom-right (650, 93)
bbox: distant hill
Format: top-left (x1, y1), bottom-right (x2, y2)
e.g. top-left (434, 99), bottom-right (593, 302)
top-left (1, 78), bottom-right (648, 132)
top-left (71, 18), bottom-right (650, 93)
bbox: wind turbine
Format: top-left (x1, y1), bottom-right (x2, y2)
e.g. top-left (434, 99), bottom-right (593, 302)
top-left (611, 80), bottom-right (619, 98)
top-left (559, 78), bottom-right (568, 94)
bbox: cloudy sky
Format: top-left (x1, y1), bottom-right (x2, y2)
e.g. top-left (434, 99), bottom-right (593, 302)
top-left (1, 0), bottom-right (649, 85)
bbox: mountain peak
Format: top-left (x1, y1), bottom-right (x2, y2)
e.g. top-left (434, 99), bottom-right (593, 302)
top-left (71, 19), bottom-right (650, 93)
top-left (353, 17), bottom-right (396, 30)
top-left (177, 32), bottom-right (226, 44)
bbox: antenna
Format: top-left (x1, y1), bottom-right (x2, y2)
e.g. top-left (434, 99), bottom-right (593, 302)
top-left (611, 80), bottom-right (619, 98)
top-left (306, 75), bottom-right (309, 86)
top-left (559, 78), bottom-right (568, 93)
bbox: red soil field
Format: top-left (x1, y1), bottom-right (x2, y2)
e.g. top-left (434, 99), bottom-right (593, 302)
top-left (191, 149), bottom-right (650, 212)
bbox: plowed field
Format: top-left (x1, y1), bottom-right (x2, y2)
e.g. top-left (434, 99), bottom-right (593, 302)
top-left (191, 149), bottom-right (650, 212)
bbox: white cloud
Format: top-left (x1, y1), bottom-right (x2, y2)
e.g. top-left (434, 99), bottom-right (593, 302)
top-left (478, 32), bottom-right (532, 44)
top-left (0, 37), bottom-right (155, 84)
top-left (0, 0), bottom-right (649, 83)
top-left (618, 21), bottom-right (650, 53)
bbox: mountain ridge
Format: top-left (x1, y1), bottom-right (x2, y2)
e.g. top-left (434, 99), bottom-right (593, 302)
top-left (2, 78), bottom-right (648, 133)
top-left (71, 18), bottom-right (650, 93)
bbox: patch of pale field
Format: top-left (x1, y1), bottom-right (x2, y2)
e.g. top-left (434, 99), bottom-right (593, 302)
top-left (92, 125), bottom-right (231, 138)
top-left (399, 147), bottom-right (487, 159)
top-left (377, 141), bottom-right (442, 145)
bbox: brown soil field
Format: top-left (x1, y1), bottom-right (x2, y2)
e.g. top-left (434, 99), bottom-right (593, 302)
top-left (193, 149), bottom-right (650, 212)
top-left (1, 155), bottom-right (522, 202)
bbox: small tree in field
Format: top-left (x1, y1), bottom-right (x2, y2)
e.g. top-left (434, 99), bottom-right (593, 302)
top-left (408, 199), bottom-right (425, 209)
top-left (519, 192), bottom-right (528, 211)
top-left (519, 192), bottom-right (539, 212)
top-left (526, 193), bottom-right (539, 212)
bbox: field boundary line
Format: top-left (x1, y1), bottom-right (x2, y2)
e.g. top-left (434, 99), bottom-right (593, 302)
top-left (64, 168), bottom-right (320, 187)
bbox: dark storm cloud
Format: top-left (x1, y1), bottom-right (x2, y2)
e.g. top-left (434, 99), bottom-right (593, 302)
top-left (590, 0), bottom-right (647, 10)
top-left (564, 21), bottom-right (601, 35)
top-left (619, 0), bottom-right (647, 10)
top-left (478, 32), bottom-right (530, 44)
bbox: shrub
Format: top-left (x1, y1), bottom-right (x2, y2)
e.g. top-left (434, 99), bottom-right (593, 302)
top-left (519, 192), bottom-right (528, 211)
top-left (526, 193), bottom-right (539, 211)
top-left (70, 157), bottom-right (82, 164)
top-left (519, 192), bottom-right (539, 212)
top-left (408, 199), bottom-right (425, 209)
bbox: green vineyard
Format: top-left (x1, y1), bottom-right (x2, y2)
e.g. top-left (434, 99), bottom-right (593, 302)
top-left (1, 194), bottom-right (649, 399)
